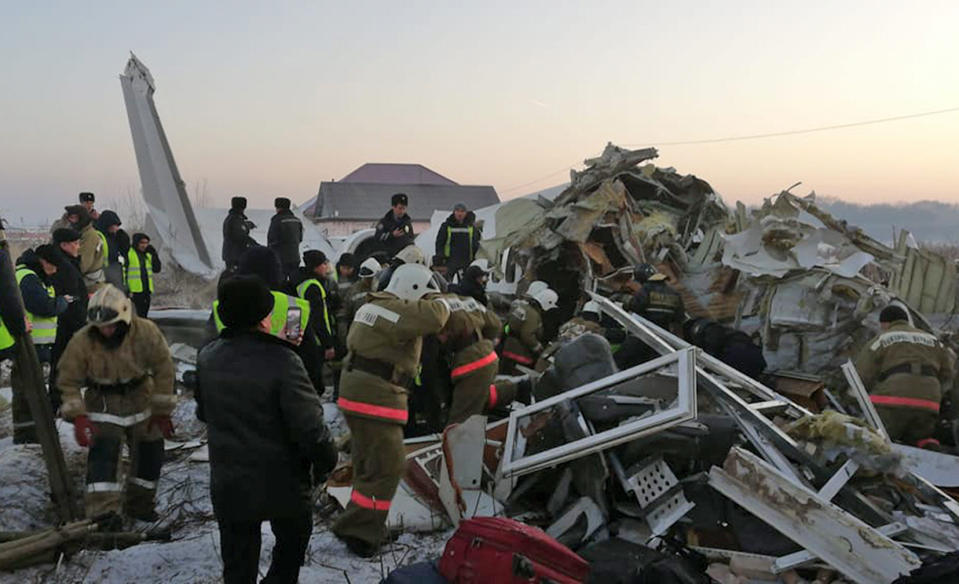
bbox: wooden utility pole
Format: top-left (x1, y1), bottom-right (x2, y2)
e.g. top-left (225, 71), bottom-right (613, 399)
top-left (0, 216), bottom-right (80, 522)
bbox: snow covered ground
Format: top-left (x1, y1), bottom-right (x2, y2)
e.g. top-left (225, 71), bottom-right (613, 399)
top-left (0, 382), bottom-right (449, 583)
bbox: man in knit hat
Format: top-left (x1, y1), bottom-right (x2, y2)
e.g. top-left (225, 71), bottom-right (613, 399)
top-left (222, 196), bottom-right (258, 273)
top-left (197, 276), bottom-right (337, 583)
top-left (295, 250), bottom-right (337, 366)
top-left (268, 196), bottom-right (303, 280)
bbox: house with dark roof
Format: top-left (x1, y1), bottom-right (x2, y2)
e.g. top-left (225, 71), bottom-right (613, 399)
top-left (300, 163), bottom-right (500, 237)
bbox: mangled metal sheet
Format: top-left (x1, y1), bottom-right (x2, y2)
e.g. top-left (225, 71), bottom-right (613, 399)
top-left (122, 55), bottom-right (336, 275)
top-left (499, 347), bottom-right (697, 478)
top-left (120, 54), bottom-right (213, 273)
top-left (709, 448), bottom-right (920, 584)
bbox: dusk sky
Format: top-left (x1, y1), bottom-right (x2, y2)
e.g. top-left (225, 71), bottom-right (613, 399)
top-left (3, 1), bottom-right (959, 224)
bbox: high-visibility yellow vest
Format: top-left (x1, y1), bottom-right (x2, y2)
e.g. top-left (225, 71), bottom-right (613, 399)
top-left (444, 225), bottom-right (475, 259)
top-left (0, 316), bottom-right (14, 352)
top-left (126, 249), bottom-right (154, 293)
top-left (95, 230), bottom-right (109, 268)
top-left (14, 267), bottom-right (57, 345)
top-left (295, 278), bottom-right (334, 337)
top-left (212, 291), bottom-right (310, 335)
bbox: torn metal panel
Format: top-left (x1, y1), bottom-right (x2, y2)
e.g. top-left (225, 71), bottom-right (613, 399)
top-left (893, 445), bottom-right (959, 488)
top-left (771, 522), bottom-right (908, 574)
top-left (893, 231), bottom-right (957, 313)
top-left (840, 360), bottom-right (889, 439)
top-left (120, 54), bottom-right (213, 273)
top-left (500, 348), bottom-right (697, 478)
top-left (545, 497), bottom-right (605, 547)
top-left (709, 448), bottom-right (920, 584)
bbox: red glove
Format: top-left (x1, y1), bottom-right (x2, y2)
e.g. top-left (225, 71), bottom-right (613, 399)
top-left (148, 415), bottom-right (175, 439)
top-left (73, 415), bottom-right (96, 447)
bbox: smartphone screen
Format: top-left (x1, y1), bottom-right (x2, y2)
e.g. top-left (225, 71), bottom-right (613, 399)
top-left (285, 307), bottom-right (302, 340)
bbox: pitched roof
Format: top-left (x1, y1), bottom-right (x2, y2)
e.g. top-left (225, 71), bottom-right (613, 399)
top-left (301, 182), bottom-right (500, 221)
top-left (339, 163), bottom-right (458, 186)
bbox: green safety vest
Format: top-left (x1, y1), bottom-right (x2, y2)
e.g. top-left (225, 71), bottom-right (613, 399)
top-left (295, 278), bottom-right (334, 337)
top-left (14, 266), bottom-right (57, 345)
top-left (213, 291), bottom-right (310, 335)
top-left (0, 316), bottom-right (14, 352)
top-left (96, 230), bottom-right (109, 268)
top-left (126, 249), bottom-right (154, 293)
top-left (444, 225), bottom-right (475, 259)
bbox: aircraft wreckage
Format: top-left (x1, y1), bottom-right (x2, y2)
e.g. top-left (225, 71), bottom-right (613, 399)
top-left (122, 53), bottom-right (959, 581)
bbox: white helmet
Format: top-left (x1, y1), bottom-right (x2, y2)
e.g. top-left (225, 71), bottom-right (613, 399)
top-left (526, 280), bottom-right (548, 298)
top-left (582, 300), bottom-right (601, 317)
top-left (395, 245), bottom-right (427, 266)
top-left (385, 264), bottom-right (440, 301)
top-left (532, 287), bottom-right (559, 312)
top-left (88, 284), bottom-right (133, 326)
top-left (358, 257), bottom-right (381, 278)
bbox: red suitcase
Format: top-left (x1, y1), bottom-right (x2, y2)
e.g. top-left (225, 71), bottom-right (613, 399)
top-left (438, 517), bottom-right (590, 583)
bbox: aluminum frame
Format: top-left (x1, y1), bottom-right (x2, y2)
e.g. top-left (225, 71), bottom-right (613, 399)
top-left (499, 347), bottom-right (697, 478)
top-left (709, 448), bottom-right (920, 584)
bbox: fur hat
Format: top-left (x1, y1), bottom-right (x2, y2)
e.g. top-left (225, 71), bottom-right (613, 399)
top-left (274, 197), bottom-right (291, 210)
top-left (231, 196), bottom-right (248, 211)
top-left (218, 276), bottom-right (274, 329)
top-left (78, 192), bottom-right (95, 203)
top-left (303, 250), bottom-right (328, 270)
top-left (391, 193), bottom-right (408, 207)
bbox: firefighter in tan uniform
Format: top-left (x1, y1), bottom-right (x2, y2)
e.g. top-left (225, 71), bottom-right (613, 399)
top-left (342, 257), bottom-right (382, 327)
top-left (500, 286), bottom-right (558, 374)
top-left (440, 294), bottom-right (520, 425)
top-left (57, 285), bottom-right (175, 523)
top-left (333, 264), bottom-right (450, 557)
top-left (855, 305), bottom-right (954, 448)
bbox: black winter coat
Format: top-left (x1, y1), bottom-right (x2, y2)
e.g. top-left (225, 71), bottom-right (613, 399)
top-left (374, 210), bottom-right (415, 258)
top-left (222, 209), bottom-right (257, 266)
top-left (48, 248), bottom-right (87, 338)
top-left (196, 330), bottom-right (336, 522)
top-left (95, 211), bottom-right (129, 266)
top-left (435, 212), bottom-right (480, 270)
top-left (267, 210), bottom-right (303, 267)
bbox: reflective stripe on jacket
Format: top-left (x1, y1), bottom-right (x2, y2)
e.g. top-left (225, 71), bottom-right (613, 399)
top-left (213, 291), bottom-right (310, 335)
top-left (15, 267), bottom-right (56, 345)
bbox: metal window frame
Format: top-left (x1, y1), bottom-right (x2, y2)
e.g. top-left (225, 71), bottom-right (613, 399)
top-left (499, 347), bottom-right (697, 478)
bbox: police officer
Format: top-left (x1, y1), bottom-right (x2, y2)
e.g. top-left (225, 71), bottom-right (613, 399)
top-left (57, 285), bottom-right (175, 523)
top-left (222, 196), bottom-right (258, 273)
top-left (11, 245), bottom-right (71, 443)
top-left (435, 202), bottom-right (481, 279)
top-left (627, 263), bottom-right (685, 331)
top-left (127, 234), bottom-right (161, 318)
top-left (855, 305), bottom-right (954, 448)
top-left (374, 193), bottom-right (415, 259)
top-left (333, 264), bottom-right (450, 557)
top-left (267, 197), bottom-right (304, 281)
top-left (500, 285), bottom-right (558, 374)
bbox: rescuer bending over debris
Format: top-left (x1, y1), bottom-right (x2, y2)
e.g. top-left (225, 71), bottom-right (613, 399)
top-left (333, 263), bottom-right (450, 557)
top-left (500, 283), bottom-right (558, 374)
top-left (855, 305), bottom-right (955, 449)
top-left (57, 284), bottom-right (175, 526)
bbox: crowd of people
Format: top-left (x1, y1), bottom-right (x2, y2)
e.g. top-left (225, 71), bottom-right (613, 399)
top-left (2, 189), bottom-right (952, 583)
